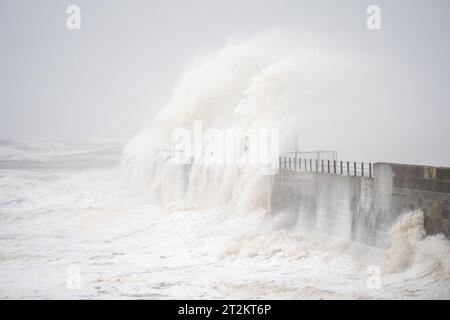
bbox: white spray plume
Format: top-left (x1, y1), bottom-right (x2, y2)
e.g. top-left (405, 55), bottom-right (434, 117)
top-left (121, 32), bottom-right (377, 211)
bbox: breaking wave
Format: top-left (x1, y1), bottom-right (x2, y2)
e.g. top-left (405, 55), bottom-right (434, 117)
top-left (119, 34), bottom-right (450, 299)
top-left (386, 210), bottom-right (450, 276)
top-left (121, 33), bottom-right (361, 211)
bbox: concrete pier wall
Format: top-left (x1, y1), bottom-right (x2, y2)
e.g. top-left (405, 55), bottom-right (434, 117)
top-left (270, 163), bottom-right (450, 248)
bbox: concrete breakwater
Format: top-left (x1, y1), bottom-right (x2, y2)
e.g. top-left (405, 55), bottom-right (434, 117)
top-left (270, 163), bottom-right (450, 248)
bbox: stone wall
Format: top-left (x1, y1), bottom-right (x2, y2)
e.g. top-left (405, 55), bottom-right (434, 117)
top-left (269, 163), bottom-right (450, 248)
top-left (386, 163), bottom-right (450, 237)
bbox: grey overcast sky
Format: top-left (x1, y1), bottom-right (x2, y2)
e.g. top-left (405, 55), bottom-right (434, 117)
top-left (0, 0), bottom-right (449, 165)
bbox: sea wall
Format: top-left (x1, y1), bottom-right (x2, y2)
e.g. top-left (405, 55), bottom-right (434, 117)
top-left (269, 163), bottom-right (450, 248)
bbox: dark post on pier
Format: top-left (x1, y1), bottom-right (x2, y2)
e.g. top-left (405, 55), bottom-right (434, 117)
top-left (278, 155), bottom-right (375, 178)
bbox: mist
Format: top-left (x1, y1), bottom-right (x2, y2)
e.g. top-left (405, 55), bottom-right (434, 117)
top-left (1, 0), bottom-right (450, 166)
top-left (1, 1), bottom-right (450, 301)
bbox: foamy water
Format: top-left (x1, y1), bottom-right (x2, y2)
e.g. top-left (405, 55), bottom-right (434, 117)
top-left (1, 36), bottom-right (449, 300)
top-left (0, 141), bottom-right (448, 299)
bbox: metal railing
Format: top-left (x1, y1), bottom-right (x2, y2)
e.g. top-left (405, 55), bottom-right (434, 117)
top-left (279, 157), bottom-right (373, 178)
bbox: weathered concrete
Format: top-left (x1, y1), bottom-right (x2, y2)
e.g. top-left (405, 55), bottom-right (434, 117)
top-left (270, 163), bottom-right (450, 248)
top-left (386, 163), bottom-right (450, 237)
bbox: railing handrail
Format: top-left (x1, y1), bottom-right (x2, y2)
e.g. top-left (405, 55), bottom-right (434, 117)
top-left (278, 156), bottom-right (373, 178)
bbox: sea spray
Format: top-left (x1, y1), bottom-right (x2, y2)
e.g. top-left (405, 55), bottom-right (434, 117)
top-left (385, 210), bottom-right (450, 277)
top-left (386, 210), bottom-right (426, 272)
top-left (121, 34), bottom-right (360, 211)
top-left (120, 35), bottom-right (450, 298)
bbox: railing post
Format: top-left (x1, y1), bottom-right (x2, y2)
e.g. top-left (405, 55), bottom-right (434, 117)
top-left (334, 160), bottom-right (337, 174)
top-left (369, 163), bottom-right (372, 178)
top-left (354, 162), bottom-right (357, 176)
top-left (321, 159), bottom-right (324, 172)
top-left (347, 161), bottom-right (350, 176)
top-left (284, 157), bottom-right (286, 169)
top-left (294, 157), bottom-right (297, 170)
top-left (340, 161), bottom-right (343, 175)
top-left (315, 159), bottom-right (318, 172)
top-left (305, 159), bottom-right (307, 171)
top-left (327, 160), bottom-right (330, 173)
top-left (299, 158), bottom-right (301, 170)
top-left (361, 162), bottom-right (364, 177)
